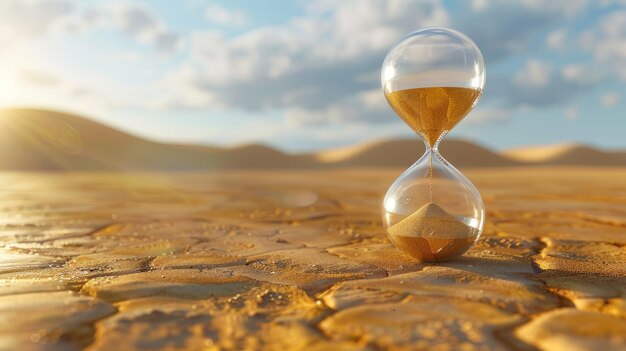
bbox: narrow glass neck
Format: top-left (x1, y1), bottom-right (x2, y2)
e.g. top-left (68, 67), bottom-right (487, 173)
top-left (421, 131), bottom-right (447, 152)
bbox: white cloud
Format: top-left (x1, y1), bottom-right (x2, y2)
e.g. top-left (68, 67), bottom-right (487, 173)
top-left (515, 59), bottom-right (552, 87)
top-left (55, 2), bottom-right (180, 52)
top-left (19, 70), bottom-right (61, 87)
top-left (494, 58), bottom-right (595, 108)
top-left (458, 0), bottom-right (590, 63)
top-left (165, 0), bottom-right (449, 122)
top-left (561, 64), bottom-right (586, 82)
top-left (579, 30), bottom-right (595, 51)
top-left (521, 0), bottom-right (587, 17)
top-left (469, 0), bottom-right (588, 16)
top-left (205, 4), bottom-right (247, 27)
top-left (471, 0), bottom-right (489, 11)
top-left (0, 1), bottom-right (180, 52)
top-left (467, 107), bottom-right (509, 124)
top-left (0, 0), bottom-right (73, 43)
top-left (284, 89), bottom-right (389, 126)
top-left (582, 10), bottom-right (626, 80)
top-left (599, 0), bottom-right (626, 6)
top-left (547, 29), bottom-right (568, 50)
top-left (163, 0), bottom-right (604, 128)
top-left (0, 61), bottom-right (111, 114)
top-left (106, 3), bottom-right (180, 51)
top-left (601, 92), bottom-right (620, 107)
top-left (565, 106), bottom-right (578, 120)
top-left (600, 10), bottom-right (626, 38)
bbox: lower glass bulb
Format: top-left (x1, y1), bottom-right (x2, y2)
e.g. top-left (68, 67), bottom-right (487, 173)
top-left (382, 148), bottom-right (485, 262)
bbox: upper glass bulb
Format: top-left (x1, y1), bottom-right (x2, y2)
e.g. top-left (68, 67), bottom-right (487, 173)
top-left (381, 27), bottom-right (485, 147)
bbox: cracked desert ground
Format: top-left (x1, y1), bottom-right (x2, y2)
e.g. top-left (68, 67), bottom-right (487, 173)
top-left (0, 167), bottom-right (625, 351)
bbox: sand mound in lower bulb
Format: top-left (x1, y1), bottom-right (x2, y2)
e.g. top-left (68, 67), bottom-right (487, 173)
top-left (387, 202), bottom-right (476, 262)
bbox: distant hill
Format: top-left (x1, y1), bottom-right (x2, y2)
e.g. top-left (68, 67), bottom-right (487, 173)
top-left (504, 144), bottom-right (626, 166)
top-left (314, 139), bottom-right (520, 168)
top-left (0, 108), bottom-right (314, 170)
top-left (0, 108), bottom-right (622, 170)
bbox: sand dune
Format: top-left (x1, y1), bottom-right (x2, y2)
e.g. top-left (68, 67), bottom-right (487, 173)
top-left (0, 109), bottom-right (314, 170)
top-left (0, 108), bottom-right (622, 170)
top-left (504, 144), bottom-right (626, 166)
top-left (315, 139), bottom-right (519, 168)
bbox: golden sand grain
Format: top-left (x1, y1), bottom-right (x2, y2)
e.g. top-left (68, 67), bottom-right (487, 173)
top-left (384, 87), bottom-right (481, 147)
top-left (387, 202), bottom-right (477, 262)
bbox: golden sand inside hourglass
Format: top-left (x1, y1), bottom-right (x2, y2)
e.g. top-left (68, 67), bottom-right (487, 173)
top-left (384, 87), bottom-right (481, 261)
top-left (387, 203), bottom-right (477, 262)
top-left (384, 87), bottom-right (481, 147)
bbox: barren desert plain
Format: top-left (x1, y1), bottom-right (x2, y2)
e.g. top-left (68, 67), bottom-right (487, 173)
top-left (0, 167), bottom-right (624, 351)
top-left (0, 109), bottom-right (625, 350)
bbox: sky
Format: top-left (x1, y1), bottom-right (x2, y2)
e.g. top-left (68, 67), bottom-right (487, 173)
top-left (0, 0), bottom-right (624, 152)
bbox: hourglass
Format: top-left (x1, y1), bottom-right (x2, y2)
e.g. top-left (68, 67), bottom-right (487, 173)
top-left (381, 27), bottom-right (486, 262)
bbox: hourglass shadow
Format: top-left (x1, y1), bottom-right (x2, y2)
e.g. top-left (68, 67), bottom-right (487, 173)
top-left (418, 255), bottom-right (538, 282)
top-left (417, 253), bottom-right (626, 289)
top-left (374, 253), bottom-right (534, 278)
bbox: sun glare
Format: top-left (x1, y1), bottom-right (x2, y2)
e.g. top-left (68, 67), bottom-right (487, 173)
top-left (0, 66), bottom-right (19, 108)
